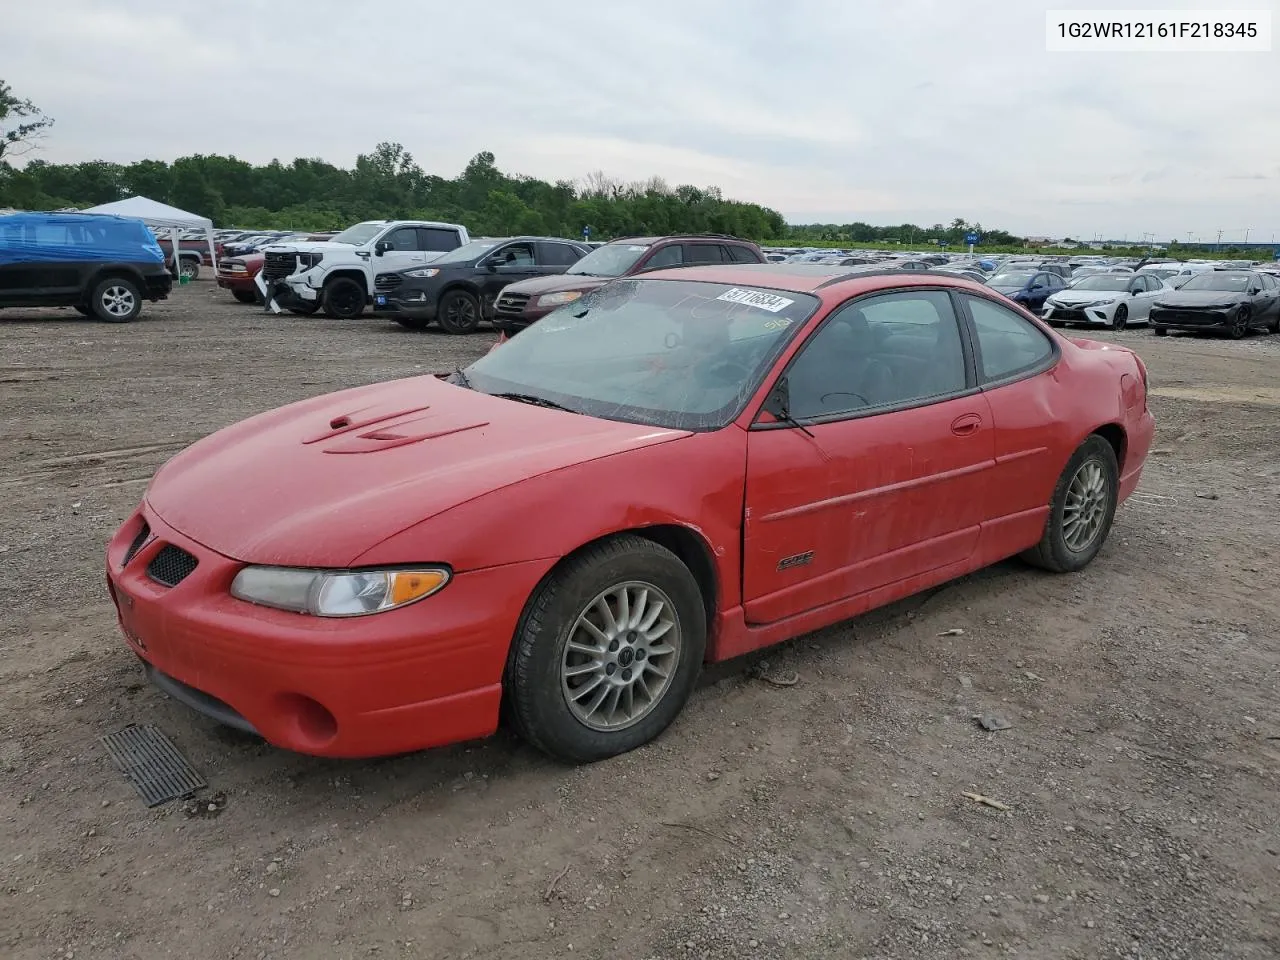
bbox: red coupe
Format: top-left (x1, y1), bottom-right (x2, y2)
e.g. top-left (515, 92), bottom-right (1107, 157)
top-left (106, 265), bottom-right (1154, 763)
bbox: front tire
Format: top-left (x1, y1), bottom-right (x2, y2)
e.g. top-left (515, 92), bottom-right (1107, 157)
top-left (1021, 435), bottom-right (1119, 574)
top-left (1111, 305), bottom-right (1127, 330)
top-left (179, 259), bottom-right (200, 281)
top-left (438, 290), bottom-right (482, 334)
top-left (321, 278), bottom-right (366, 319)
top-left (505, 535), bottom-right (706, 763)
top-left (1228, 308), bottom-right (1250, 340)
top-left (90, 277), bottom-right (142, 323)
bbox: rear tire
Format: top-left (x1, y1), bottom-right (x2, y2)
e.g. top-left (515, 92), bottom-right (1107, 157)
top-left (438, 290), bottom-right (482, 334)
top-left (505, 535), bottom-right (706, 763)
top-left (90, 277), bottom-right (142, 323)
top-left (321, 278), bottom-right (366, 319)
top-left (232, 290), bottom-right (258, 304)
top-left (178, 258), bottom-right (200, 281)
top-left (1021, 435), bottom-right (1119, 574)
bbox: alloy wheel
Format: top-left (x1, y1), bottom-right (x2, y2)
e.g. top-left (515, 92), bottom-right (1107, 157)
top-left (101, 285), bottom-right (137, 318)
top-left (1063, 460), bottom-right (1108, 552)
top-left (560, 580), bottom-right (682, 732)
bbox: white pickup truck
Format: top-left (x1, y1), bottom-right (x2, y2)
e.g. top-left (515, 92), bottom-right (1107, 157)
top-left (257, 220), bottom-right (470, 318)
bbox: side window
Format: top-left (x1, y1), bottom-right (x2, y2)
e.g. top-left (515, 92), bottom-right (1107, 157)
top-left (493, 242), bottom-right (536, 266)
top-left (683, 243), bottom-right (725, 265)
top-left (1260, 273), bottom-right (1277, 290)
top-left (383, 227), bottom-right (421, 251)
top-left (420, 227), bottom-right (462, 252)
top-left (642, 244), bottom-right (684, 269)
top-left (537, 242), bottom-right (582, 267)
top-left (785, 290), bottom-right (968, 420)
top-left (1031, 273), bottom-right (1050, 289)
top-left (728, 244), bottom-right (759, 263)
top-left (962, 295), bottom-right (1055, 383)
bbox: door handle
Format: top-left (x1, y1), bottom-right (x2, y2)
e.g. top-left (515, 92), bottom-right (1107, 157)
top-left (951, 413), bottom-right (982, 436)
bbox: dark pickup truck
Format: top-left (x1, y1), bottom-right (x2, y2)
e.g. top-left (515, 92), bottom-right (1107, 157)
top-left (0, 212), bottom-right (173, 322)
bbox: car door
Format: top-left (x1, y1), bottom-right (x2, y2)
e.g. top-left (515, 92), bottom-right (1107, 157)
top-left (1026, 273), bottom-right (1053, 310)
top-left (742, 288), bottom-right (996, 625)
top-left (1257, 272), bottom-right (1280, 325)
top-left (479, 240), bottom-right (541, 311)
top-left (954, 293), bottom-right (1069, 557)
top-left (375, 226), bottom-right (430, 274)
top-left (535, 240), bottom-right (587, 276)
top-left (1130, 275), bottom-right (1162, 321)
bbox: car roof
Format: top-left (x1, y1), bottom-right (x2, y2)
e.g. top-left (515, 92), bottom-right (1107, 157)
top-left (605, 235), bottom-right (755, 246)
top-left (637, 262), bottom-right (992, 298)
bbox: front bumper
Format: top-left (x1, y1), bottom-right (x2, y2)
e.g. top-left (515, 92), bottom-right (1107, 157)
top-left (144, 273), bottom-right (174, 300)
top-left (256, 273), bottom-right (320, 311)
top-left (104, 503), bottom-right (556, 758)
top-left (1148, 307), bottom-right (1233, 330)
top-left (216, 272), bottom-right (260, 293)
top-left (372, 288), bottom-right (438, 320)
top-left (1042, 303), bottom-right (1115, 325)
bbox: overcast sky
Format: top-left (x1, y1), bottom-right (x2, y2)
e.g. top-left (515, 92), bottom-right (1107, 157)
top-left (3, 0), bottom-right (1277, 240)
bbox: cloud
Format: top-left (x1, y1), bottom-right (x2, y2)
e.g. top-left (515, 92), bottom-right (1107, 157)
top-left (1, 0), bottom-right (1277, 240)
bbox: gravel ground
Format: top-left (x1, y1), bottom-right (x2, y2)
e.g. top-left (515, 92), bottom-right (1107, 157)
top-left (2, 280), bottom-right (1278, 960)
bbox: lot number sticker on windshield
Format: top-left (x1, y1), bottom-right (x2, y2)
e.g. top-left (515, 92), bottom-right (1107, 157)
top-left (716, 287), bottom-right (795, 313)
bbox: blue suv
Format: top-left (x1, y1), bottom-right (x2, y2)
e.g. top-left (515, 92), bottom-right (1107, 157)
top-left (0, 212), bottom-right (174, 322)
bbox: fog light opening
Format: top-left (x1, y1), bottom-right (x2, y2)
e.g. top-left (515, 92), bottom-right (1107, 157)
top-left (276, 693), bottom-right (338, 746)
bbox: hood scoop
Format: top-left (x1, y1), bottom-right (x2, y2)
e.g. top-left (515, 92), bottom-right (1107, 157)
top-left (301, 404), bottom-right (490, 454)
top-left (303, 405), bottom-right (434, 444)
top-left (324, 420), bottom-right (489, 454)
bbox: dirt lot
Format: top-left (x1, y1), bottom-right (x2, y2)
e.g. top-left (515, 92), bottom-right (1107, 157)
top-left (2, 280), bottom-right (1278, 960)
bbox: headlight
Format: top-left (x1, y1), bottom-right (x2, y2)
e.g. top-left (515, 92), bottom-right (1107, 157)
top-left (298, 253), bottom-right (324, 270)
top-left (226, 264), bottom-right (247, 274)
top-left (404, 268), bottom-right (440, 279)
top-left (537, 290), bottom-right (583, 307)
top-left (230, 566), bottom-right (450, 617)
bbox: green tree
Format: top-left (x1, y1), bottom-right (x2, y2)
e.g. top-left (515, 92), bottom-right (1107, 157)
top-left (0, 80), bottom-right (54, 161)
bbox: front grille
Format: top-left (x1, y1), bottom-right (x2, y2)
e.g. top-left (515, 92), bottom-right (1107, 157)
top-left (146, 544), bottom-right (199, 587)
top-left (1155, 309), bottom-right (1221, 325)
top-left (262, 251), bottom-right (298, 282)
top-left (494, 291), bottom-right (531, 317)
top-left (374, 273), bottom-right (403, 293)
top-left (123, 522), bottom-right (151, 566)
top-left (1052, 308), bottom-right (1087, 321)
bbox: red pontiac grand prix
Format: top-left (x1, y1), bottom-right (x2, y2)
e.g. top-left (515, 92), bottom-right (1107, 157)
top-left (106, 264), bottom-right (1154, 763)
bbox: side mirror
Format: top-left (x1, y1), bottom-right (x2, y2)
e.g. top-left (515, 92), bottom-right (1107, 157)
top-left (483, 257), bottom-right (501, 271)
top-left (374, 240), bottom-right (392, 255)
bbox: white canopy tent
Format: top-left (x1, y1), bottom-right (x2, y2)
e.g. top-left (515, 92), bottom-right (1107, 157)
top-left (80, 196), bottom-right (216, 273)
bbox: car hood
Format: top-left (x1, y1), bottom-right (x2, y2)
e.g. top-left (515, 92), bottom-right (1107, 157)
top-left (499, 273), bottom-right (613, 296)
top-left (262, 241), bottom-right (357, 254)
top-left (145, 376), bottom-right (691, 567)
top-left (1050, 290), bottom-right (1122, 305)
top-left (1152, 290), bottom-right (1248, 308)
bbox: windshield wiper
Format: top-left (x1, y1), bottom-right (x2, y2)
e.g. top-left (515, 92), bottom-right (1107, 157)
top-left (492, 392), bottom-right (579, 414)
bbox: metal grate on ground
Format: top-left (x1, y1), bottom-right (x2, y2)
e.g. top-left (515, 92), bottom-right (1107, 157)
top-left (100, 723), bottom-right (207, 807)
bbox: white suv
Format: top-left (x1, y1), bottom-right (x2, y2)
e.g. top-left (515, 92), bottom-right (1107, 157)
top-left (257, 220), bottom-right (470, 318)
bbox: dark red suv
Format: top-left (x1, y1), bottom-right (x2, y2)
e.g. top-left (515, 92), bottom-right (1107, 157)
top-left (491, 234), bottom-right (765, 333)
